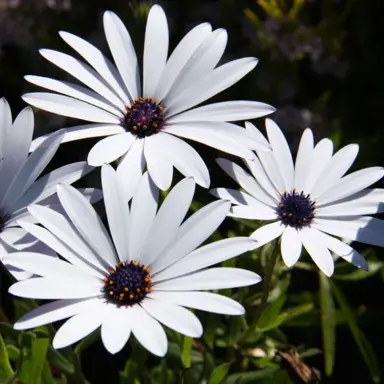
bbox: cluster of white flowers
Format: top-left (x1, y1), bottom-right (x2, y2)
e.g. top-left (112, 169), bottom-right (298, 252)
top-left (0, 5), bottom-right (382, 356)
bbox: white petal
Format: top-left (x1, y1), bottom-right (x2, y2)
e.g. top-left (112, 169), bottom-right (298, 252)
top-left (143, 5), bottom-right (169, 97)
top-left (87, 133), bottom-right (135, 166)
top-left (53, 303), bottom-right (104, 349)
top-left (168, 101), bottom-right (275, 124)
top-left (29, 124), bottom-right (125, 152)
top-left (3, 252), bottom-right (98, 282)
top-left (313, 217), bottom-right (384, 247)
top-left (101, 306), bottom-right (131, 354)
top-left (251, 221), bottom-right (284, 247)
top-left (57, 184), bottom-right (117, 266)
top-left (103, 11), bottom-right (140, 100)
top-left (150, 132), bottom-right (210, 188)
top-left (316, 167), bottom-right (384, 206)
top-left (209, 188), bottom-right (261, 206)
top-left (216, 158), bottom-right (276, 207)
top-left (266, 119), bottom-right (294, 191)
top-left (141, 298), bottom-right (202, 337)
top-left (154, 267), bottom-right (261, 291)
top-left (25, 76), bottom-right (124, 117)
top-left (0, 98), bottom-right (12, 162)
top-left (59, 31), bottom-right (130, 103)
top-left (256, 150), bottom-right (285, 194)
top-left (312, 144), bottom-right (359, 199)
top-left (299, 228), bottom-right (334, 277)
top-left (245, 121), bottom-right (270, 146)
top-left (129, 172), bottom-right (159, 260)
top-left (144, 135), bottom-right (174, 191)
top-left (154, 237), bottom-right (256, 283)
top-left (148, 291), bottom-right (244, 315)
top-left (14, 298), bottom-right (99, 330)
top-left (23, 93), bottom-right (120, 124)
top-left (165, 121), bottom-right (255, 159)
top-left (18, 220), bottom-right (104, 277)
top-left (164, 29), bottom-right (227, 104)
top-left (313, 230), bottom-right (368, 270)
top-left (140, 178), bottom-right (195, 266)
top-left (39, 49), bottom-right (125, 110)
top-left (1, 129), bottom-right (65, 211)
top-left (101, 165), bottom-right (130, 261)
top-left (155, 23), bottom-right (212, 101)
top-left (9, 277), bottom-right (101, 299)
top-left (243, 157), bottom-right (280, 202)
top-left (280, 226), bottom-right (302, 267)
top-left (167, 57), bottom-right (258, 116)
top-left (229, 204), bottom-right (277, 220)
top-left (294, 128), bottom-right (314, 192)
top-left (10, 161), bottom-right (94, 212)
top-left (150, 200), bottom-right (230, 274)
top-left (316, 188), bottom-right (384, 216)
top-left (0, 107), bottom-right (34, 199)
top-left (117, 139), bottom-right (145, 201)
top-left (129, 305), bottom-right (167, 357)
top-left (305, 138), bottom-right (333, 193)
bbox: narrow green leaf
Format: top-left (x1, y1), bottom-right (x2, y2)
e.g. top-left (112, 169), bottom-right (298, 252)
top-left (18, 331), bottom-right (50, 384)
top-left (319, 272), bottom-right (336, 376)
top-left (47, 347), bottom-right (75, 375)
top-left (333, 261), bottom-right (383, 281)
top-left (331, 281), bottom-right (381, 383)
top-left (257, 295), bottom-right (286, 331)
top-left (208, 363), bottom-right (231, 384)
top-left (225, 367), bottom-right (279, 384)
top-left (182, 336), bottom-right (193, 368)
top-left (0, 332), bottom-right (14, 382)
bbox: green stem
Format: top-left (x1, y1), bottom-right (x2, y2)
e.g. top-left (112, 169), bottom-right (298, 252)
top-left (241, 240), bottom-right (280, 344)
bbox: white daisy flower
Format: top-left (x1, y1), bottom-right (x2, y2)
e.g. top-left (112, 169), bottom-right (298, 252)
top-left (22, 5), bottom-right (274, 196)
top-left (0, 98), bottom-right (100, 280)
top-left (211, 119), bottom-right (384, 277)
top-left (4, 165), bottom-right (261, 356)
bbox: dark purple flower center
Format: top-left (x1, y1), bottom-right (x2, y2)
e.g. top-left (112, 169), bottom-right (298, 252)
top-left (123, 97), bottom-right (165, 138)
top-left (103, 260), bottom-right (152, 306)
top-left (278, 189), bottom-right (315, 229)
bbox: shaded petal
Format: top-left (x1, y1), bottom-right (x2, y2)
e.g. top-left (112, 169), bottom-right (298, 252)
top-left (251, 221), bottom-right (284, 247)
top-left (209, 188), bottom-right (261, 206)
top-left (150, 200), bottom-right (230, 274)
top-left (148, 291), bottom-right (244, 315)
top-left (299, 227), bottom-right (334, 277)
top-left (87, 133), bottom-right (135, 166)
top-left (165, 122), bottom-right (255, 159)
top-left (59, 31), bottom-right (130, 103)
top-left (155, 23), bottom-right (212, 101)
top-left (117, 139), bottom-right (145, 201)
top-left (101, 164), bottom-right (130, 261)
top-left (154, 237), bottom-right (256, 283)
top-left (143, 5), bottom-right (168, 97)
top-left (312, 144), bottom-right (359, 199)
top-left (154, 267), bottom-right (261, 291)
top-left (25, 75), bottom-right (123, 117)
top-left (280, 226), bottom-right (302, 267)
top-left (103, 11), bottom-right (140, 100)
top-left (129, 172), bottom-right (159, 260)
top-left (57, 184), bottom-right (117, 266)
top-left (14, 298), bottom-right (100, 330)
top-left (140, 178), bottom-right (195, 266)
top-left (23, 93), bottom-right (120, 124)
top-left (141, 298), bottom-right (202, 337)
top-left (294, 128), bottom-right (314, 192)
top-left (167, 57), bottom-right (258, 116)
top-left (229, 204), bottom-right (277, 220)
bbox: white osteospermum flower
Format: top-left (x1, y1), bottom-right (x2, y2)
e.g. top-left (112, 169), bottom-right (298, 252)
top-left (211, 119), bottom-right (384, 277)
top-left (5, 165), bottom-right (261, 356)
top-left (0, 98), bottom-right (100, 280)
top-left (23, 5), bottom-right (274, 196)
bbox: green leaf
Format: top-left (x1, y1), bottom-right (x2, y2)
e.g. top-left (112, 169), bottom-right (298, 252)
top-left (319, 272), bottom-right (336, 376)
top-left (18, 329), bottom-right (50, 384)
top-left (257, 295), bottom-right (286, 332)
top-left (208, 363), bottom-right (231, 384)
top-left (225, 367), bottom-right (279, 384)
top-left (331, 281), bottom-right (381, 383)
top-left (47, 347), bottom-right (75, 375)
top-left (333, 261), bottom-right (383, 281)
top-left (182, 336), bottom-right (193, 368)
top-left (0, 332), bottom-right (14, 382)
